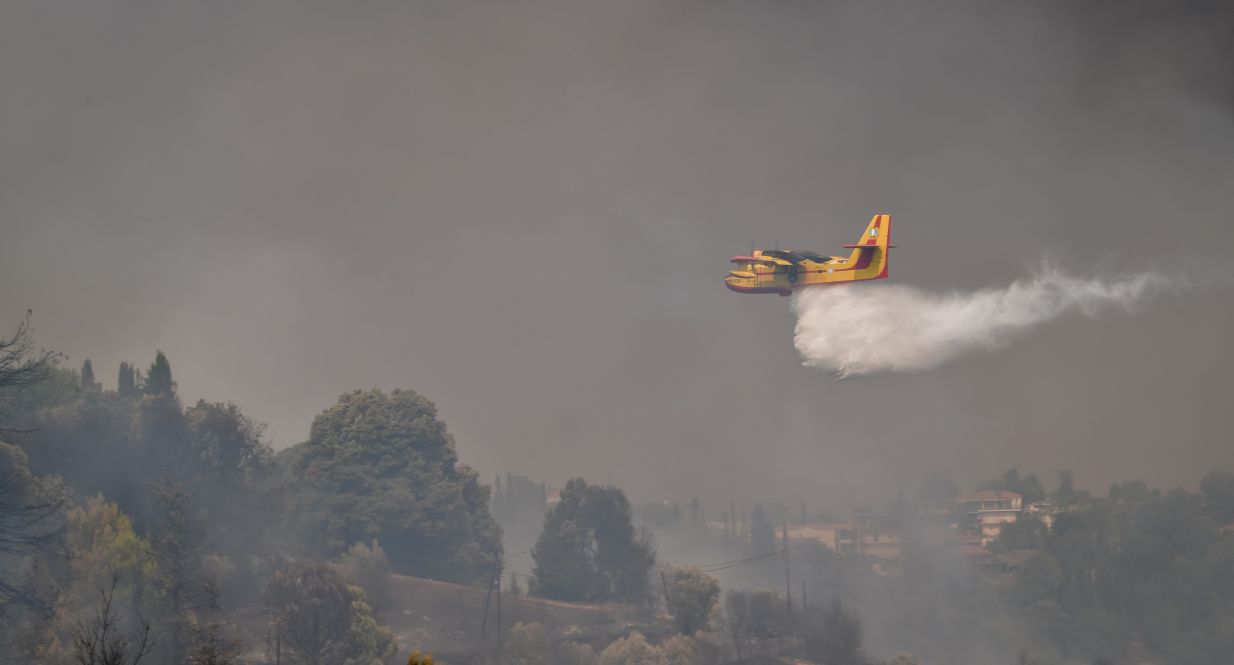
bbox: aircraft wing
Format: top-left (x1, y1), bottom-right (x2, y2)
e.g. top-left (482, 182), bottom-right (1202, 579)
top-left (730, 255), bottom-right (792, 266)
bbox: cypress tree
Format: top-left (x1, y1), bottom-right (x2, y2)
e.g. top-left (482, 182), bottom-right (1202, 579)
top-left (80, 358), bottom-right (97, 390)
top-left (117, 362), bottom-right (138, 397)
top-left (750, 504), bottom-right (776, 555)
top-left (144, 351), bottom-right (175, 396)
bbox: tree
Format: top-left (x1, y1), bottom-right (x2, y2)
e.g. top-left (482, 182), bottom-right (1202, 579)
top-left (347, 584), bottom-right (397, 665)
top-left (266, 564), bottom-right (353, 665)
top-left (117, 364), bottom-right (138, 399)
top-left (0, 442), bottom-right (68, 614)
top-left (0, 314), bottom-right (56, 427)
top-left (657, 636), bottom-right (701, 665)
top-left (557, 642), bottom-right (596, 665)
top-left (749, 504), bottom-right (776, 556)
top-left (182, 400), bottom-right (273, 561)
top-left (1012, 553), bottom-right (1063, 607)
top-left (63, 496), bottom-right (156, 625)
top-left (982, 468), bottom-right (1045, 504)
top-left (530, 478), bottom-right (654, 603)
top-left (0, 316), bottom-right (70, 637)
top-left (186, 623), bottom-right (238, 665)
top-left (80, 360), bottom-right (97, 391)
top-left (802, 598), bottom-right (865, 665)
top-left (1055, 470), bottom-right (1076, 504)
top-left (184, 401), bottom-right (270, 484)
top-left (1017, 472), bottom-right (1046, 505)
top-left (1200, 471), bottom-right (1234, 524)
top-left (142, 352), bottom-right (175, 397)
top-left (336, 540), bottom-right (392, 610)
top-left (284, 389), bottom-right (501, 583)
top-left (72, 575), bottom-right (154, 665)
top-left (265, 563), bottom-right (394, 665)
top-left (724, 590), bottom-right (751, 658)
top-left (993, 514), bottom-right (1047, 552)
top-left (149, 482), bottom-right (216, 663)
top-left (503, 622), bottom-right (548, 665)
top-left (746, 589), bottom-right (784, 650)
top-left (598, 632), bottom-right (659, 665)
top-left (668, 566), bottom-right (720, 635)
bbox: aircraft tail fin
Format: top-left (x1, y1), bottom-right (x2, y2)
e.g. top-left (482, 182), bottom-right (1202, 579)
top-left (843, 214), bottom-right (891, 278)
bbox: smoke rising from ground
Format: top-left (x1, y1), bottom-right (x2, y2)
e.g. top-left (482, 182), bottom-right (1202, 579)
top-left (793, 267), bottom-right (1169, 377)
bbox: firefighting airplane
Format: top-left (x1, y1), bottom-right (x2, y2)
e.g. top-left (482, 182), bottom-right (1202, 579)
top-left (725, 214), bottom-right (893, 295)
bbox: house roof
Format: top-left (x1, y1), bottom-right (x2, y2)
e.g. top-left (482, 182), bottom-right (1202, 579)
top-left (959, 489), bottom-right (1021, 502)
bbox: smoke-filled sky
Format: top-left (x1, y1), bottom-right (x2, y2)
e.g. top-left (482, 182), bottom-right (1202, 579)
top-left (3, 0), bottom-right (1233, 511)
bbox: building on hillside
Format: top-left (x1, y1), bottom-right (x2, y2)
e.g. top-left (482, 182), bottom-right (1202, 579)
top-left (787, 518), bottom-right (906, 574)
top-left (958, 490), bottom-right (1022, 545)
top-left (1024, 499), bottom-right (1061, 529)
top-left (786, 522), bottom-right (859, 554)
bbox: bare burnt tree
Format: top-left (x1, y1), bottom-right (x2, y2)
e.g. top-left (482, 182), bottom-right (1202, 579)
top-left (0, 312), bottom-right (58, 435)
top-left (0, 313), bottom-right (68, 615)
top-left (0, 448), bottom-right (68, 613)
top-left (72, 574), bottom-right (154, 665)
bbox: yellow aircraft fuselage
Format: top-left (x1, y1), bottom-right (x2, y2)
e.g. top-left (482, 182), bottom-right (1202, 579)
top-left (725, 214), bottom-right (892, 295)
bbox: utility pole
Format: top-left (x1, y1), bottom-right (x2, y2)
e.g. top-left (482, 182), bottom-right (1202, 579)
top-left (801, 580), bottom-right (807, 612)
top-left (496, 556), bottom-right (503, 663)
top-left (479, 555), bottom-right (499, 639)
top-left (782, 523), bottom-right (792, 630)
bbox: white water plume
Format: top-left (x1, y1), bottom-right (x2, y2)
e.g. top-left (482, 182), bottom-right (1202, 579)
top-left (792, 267), bottom-right (1170, 377)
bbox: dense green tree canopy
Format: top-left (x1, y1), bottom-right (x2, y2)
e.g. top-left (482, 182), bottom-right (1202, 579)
top-left (1000, 479), bottom-right (1234, 664)
top-left (264, 563), bottom-right (394, 665)
top-left (667, 566), bottom-right (720, 635)
top-left (283, 388), bottom-right (500, 583)
top-left (981, 467), bottom-right (1046, 504)
top-left (1200, 470), bottom-right (1234, 524)
top-left (530, 478), bottom-right (654, 603)
top-left (143, 351), bottom-right (175, 397)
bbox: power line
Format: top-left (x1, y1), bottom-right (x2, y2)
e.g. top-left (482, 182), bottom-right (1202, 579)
top-left (656, 549), bottom-right (784, 573)
top-left (698, 550), bottom-right (783, 573)
top-left (688, 550), bottom-right (783, 568)
top-left (503, 548), bottom-right (785, 582)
